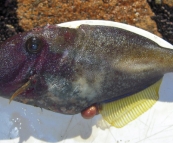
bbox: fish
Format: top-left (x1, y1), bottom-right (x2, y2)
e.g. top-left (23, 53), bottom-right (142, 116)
top-left (0, 21), bottom-right (173, 128)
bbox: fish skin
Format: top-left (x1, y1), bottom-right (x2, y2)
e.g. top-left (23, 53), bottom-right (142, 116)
top-left (0, 24), bottom-right (173, 114)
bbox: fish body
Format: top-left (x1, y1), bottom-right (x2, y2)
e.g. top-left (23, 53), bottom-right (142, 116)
top-left (0, 23), bottom-right (173, 115)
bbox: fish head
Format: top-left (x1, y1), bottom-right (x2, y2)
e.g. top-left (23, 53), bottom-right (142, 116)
top-left (0, 25), bottom-right (79, 113)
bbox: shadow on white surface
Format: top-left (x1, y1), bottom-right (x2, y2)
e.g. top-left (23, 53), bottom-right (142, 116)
top-left (0, 99), bottom-right (100, 143)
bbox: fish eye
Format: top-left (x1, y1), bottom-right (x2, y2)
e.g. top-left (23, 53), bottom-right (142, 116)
top-left (25, 37), bottom-right (43, 54)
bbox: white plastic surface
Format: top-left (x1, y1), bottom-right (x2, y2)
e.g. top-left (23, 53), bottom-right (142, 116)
top-left (1, 20), bottom-right (173, 143)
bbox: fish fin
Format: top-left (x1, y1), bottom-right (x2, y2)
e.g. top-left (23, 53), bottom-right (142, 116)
top-left (99, 79), bottom-right (162, 128)
top-left (9, 80), bottom-right (31, 103)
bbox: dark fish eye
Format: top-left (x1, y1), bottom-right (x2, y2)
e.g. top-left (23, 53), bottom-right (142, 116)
top-left (25, 37), bottom-right (43, 54)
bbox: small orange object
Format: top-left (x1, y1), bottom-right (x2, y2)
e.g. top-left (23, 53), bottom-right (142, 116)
top-left (81, 105), bottom-right (98, 119)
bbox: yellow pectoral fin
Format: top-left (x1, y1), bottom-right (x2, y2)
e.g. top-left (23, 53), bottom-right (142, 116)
top-left (99, 79), bottom-right (162, 128)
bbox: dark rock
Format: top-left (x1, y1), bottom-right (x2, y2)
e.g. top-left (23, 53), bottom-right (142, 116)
top-left (0, 0), bottom-right (23, 43)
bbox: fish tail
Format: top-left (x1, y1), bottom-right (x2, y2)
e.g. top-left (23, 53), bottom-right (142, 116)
top-left (99, 79), bottom-right (162, 128)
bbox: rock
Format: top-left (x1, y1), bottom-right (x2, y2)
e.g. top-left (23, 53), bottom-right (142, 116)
top-left (16, 0), bottom-right (161, 37)
top-left (0, 0), bottom-right (23, 43)
top-left (148, 0), bottom-right (173, 44)
top-left (163, 0), bottom-right (173, 7)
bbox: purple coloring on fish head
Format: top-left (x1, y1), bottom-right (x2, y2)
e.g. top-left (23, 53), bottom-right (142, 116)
top-left (0, 25), bottom-right (77, 97)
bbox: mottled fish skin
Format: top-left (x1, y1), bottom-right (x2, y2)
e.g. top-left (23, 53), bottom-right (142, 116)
top-left (0, 24), bottom-right (173, 114)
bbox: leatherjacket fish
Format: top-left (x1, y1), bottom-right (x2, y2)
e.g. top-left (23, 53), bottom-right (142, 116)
top-left (0, 20), bottom-right (173, 128)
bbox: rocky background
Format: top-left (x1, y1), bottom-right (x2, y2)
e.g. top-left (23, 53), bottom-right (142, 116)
top-left (0, 0), bottom-right (173, 44)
